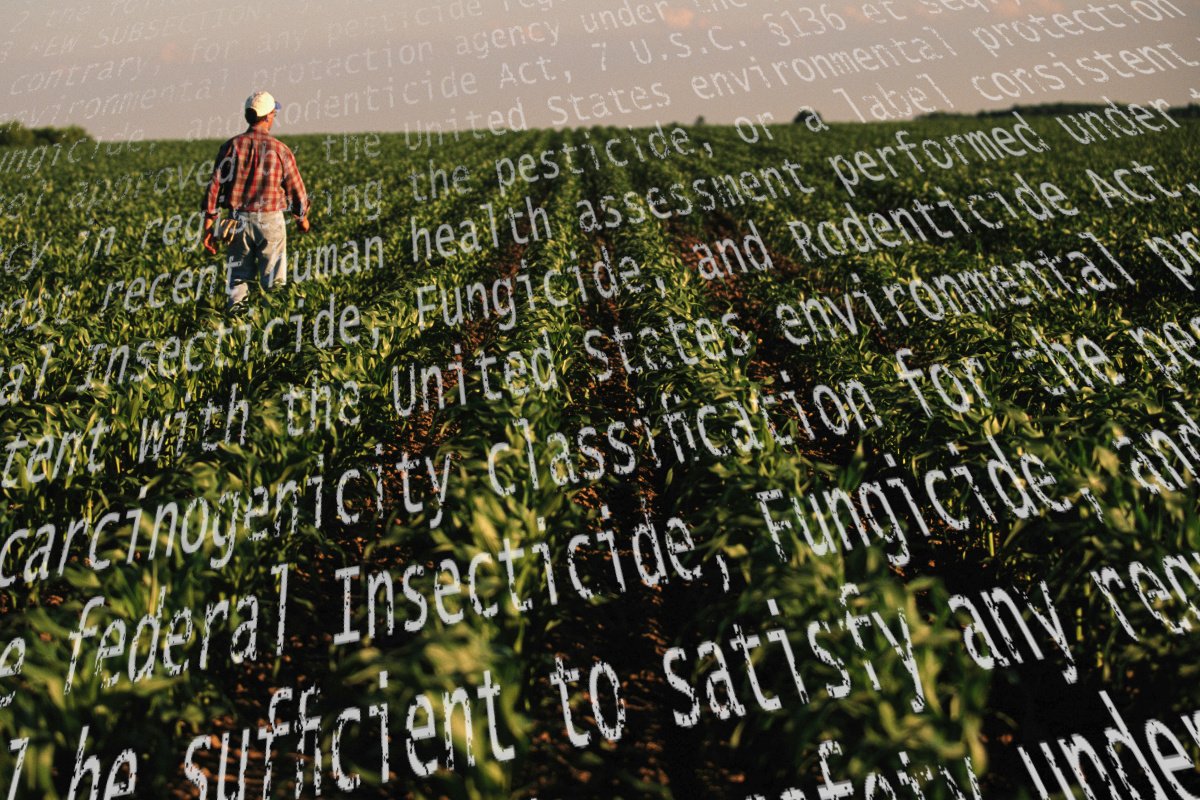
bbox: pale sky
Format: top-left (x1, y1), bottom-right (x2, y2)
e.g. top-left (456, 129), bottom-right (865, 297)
top-left (2, 0), bottom-right (1198, 139)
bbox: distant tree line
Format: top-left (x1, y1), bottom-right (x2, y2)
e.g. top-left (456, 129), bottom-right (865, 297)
top-left (0, 121), bottom-right (92, 147)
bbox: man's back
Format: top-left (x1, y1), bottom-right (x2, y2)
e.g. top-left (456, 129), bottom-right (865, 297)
top-left (204, 129), bottom-right (307, 218)
top-left (202, 92), bottom-right (310, 309)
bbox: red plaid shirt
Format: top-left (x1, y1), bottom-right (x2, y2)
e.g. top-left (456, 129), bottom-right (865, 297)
top-left (203, 129), bottom-right (308, 219)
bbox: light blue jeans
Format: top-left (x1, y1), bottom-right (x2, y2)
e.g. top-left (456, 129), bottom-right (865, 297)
top-left (226, 210), bottom-right (287, 308)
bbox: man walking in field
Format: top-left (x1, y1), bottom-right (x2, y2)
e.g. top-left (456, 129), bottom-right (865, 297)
top-left (202, 91), bottom-right (311, 310)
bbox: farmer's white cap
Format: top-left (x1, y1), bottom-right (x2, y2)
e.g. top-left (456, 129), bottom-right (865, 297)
top-left (245, 91), bottom-right (281, 117)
